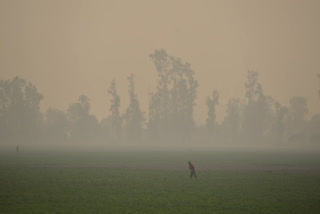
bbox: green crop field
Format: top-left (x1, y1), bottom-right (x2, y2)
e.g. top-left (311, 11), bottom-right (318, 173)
top-left (0, 148), bottom-right (319, 213)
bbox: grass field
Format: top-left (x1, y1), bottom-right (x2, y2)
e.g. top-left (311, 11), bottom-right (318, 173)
top-left (0, 148), bottom-right (319, 213)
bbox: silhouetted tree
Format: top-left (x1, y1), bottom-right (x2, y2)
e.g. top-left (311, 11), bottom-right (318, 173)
top-left (170, 56), bottom-right (198, 142)
top-left (108, 80), bottom-right (122, 143)
top-left (0, 76), bottom-right (43, 144)
top-left (270, 101), bottom-right (289, 143)
top-left (206, 90), bottom-right (219, 137)
top-left (149, 49), bottom-right (198, 143)
top-left (290, 96), bottom-right (308, 122)
top-left (123, 74), bottom-right (145, 143)
top-left (149, 49), bottom-right (172, 140)
top-left (221, 98), bottom-right (242, 144)
top-left (308, 114), bottom-right (320, 144)
top-left (287, 96), bottom-right (308, 143)
top-left (242, 71), bottom-right (271, 144)
top-left (99, 116), bottom-right (112, 143)
top-left (67, 95), bottom-right (99, 144)
top-left (44, 108), bottom-right (68, 144)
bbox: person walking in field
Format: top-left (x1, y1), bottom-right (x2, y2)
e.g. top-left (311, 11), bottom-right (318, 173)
top-left (188, 161), bottom-right (197, 179)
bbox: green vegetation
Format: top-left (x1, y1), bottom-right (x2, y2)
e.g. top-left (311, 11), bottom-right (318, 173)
top-left (0, 151), bottom-right (319, 214)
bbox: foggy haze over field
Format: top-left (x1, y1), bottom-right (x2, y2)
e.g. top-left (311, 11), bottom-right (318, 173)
top-left (0, 0), bottom-right (319, 149)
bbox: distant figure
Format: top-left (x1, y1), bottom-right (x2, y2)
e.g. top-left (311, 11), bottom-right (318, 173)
top-left (16, 145), bottom-right (19, 152)
top-left (188, 161), bottom-right (197, 179)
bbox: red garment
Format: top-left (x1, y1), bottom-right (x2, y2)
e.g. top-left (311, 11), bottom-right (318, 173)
top-left (189, 163), bottom-right (195, 171)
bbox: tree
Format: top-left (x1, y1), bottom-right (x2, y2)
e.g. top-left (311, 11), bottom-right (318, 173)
top-left (242, 71), bottom-right (271, 144)
top-left (67, 95), bottom-right (99, 144)
top-left (149, 49), bottom-right (172, 138)
top-left (44, 108), bottom-right (68, 144)
top-left (123, 74), bottom-right (145, 143)
top-left (0, 76), bottom-right (43, 144)
top-left (108, 80), bottom-right (122, 142)
top-left (287, 96), bottom-right (308, 144)
top-left (221, 98), bottom-right (242, 144)
top-left (206, 90), bottom-right (219, 137)
top-left (308, 114), bottom-right (320, 144)
top-left (289, 96), bottom-right (308, 122)
top-left (170, 57), bottom-right (198, 141)
top-left (68, 95), bottom-right (90, 121)
top-left (148, 49), bottom-right (198, 143)
top-left (270, 101), bottom-right (288, 144)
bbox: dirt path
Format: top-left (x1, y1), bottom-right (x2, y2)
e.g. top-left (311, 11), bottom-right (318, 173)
top-left (2, 162), bottom-right (319, 174)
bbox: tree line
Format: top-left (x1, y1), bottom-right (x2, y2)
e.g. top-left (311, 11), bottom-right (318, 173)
top-left (0, 49), bottom-right (319, 146)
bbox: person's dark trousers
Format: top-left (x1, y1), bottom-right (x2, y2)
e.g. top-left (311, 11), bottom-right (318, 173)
top-left (190, 170), bottom-right (197, 179)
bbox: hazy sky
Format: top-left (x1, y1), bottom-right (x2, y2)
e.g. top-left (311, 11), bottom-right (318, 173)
top-left (1, 0), bottom-right (319, 124)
